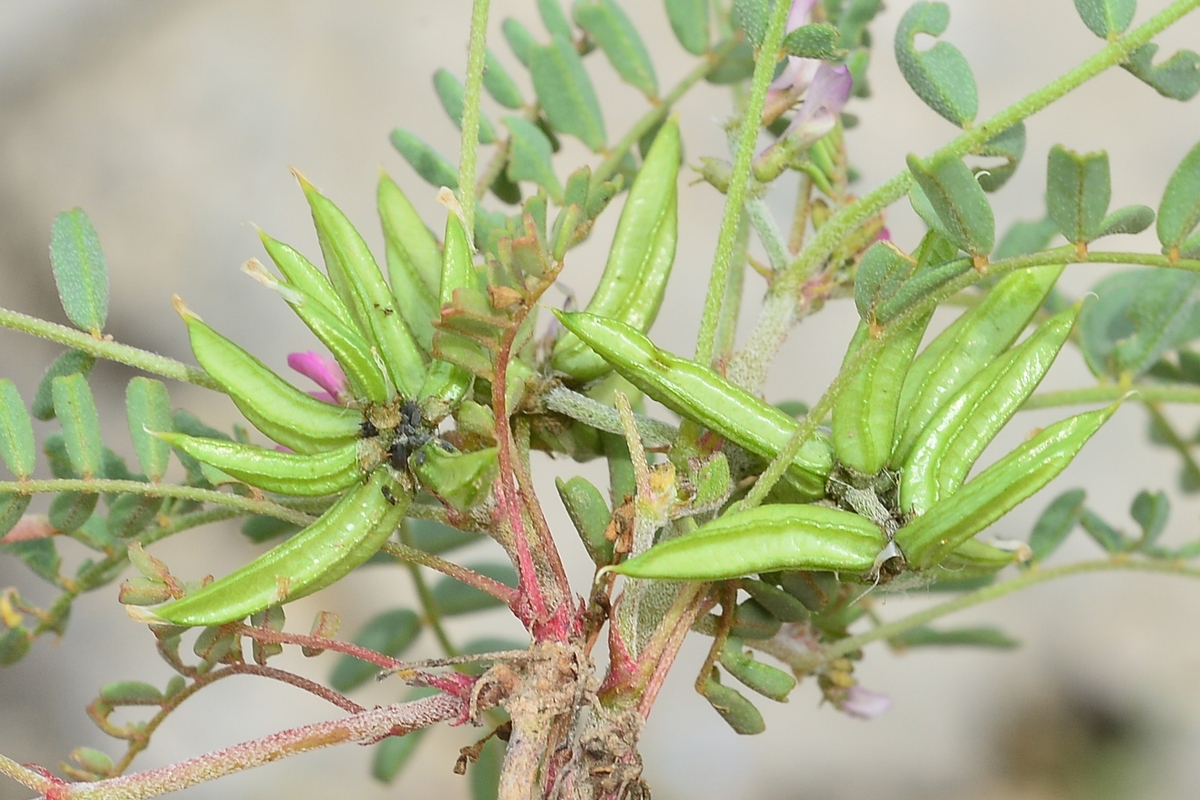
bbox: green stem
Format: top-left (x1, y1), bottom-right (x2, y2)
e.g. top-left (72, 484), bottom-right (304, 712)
top-left (379, 540), bottom-right (518, 604)
top-left (1142, 401), bottom-right (1200, 486)
top-left (806, 557), bottom-right (1200, 669)
top-left (399, 523), bottom-right (458, 656)
top-left (745, 196), bottom-right (789, 273)
top-left (590, 39), bottom-right (741, 192)
top-left (1, 479), bottom-right (312, 526)
top-left (695, 2), bottom-right (792, 367)
top-left (458, 0), bottom-right (491, 238)
top-left (0, 307), bottom-right (217, 389)
top-left (1026, 383), bottom-right (1200, 409)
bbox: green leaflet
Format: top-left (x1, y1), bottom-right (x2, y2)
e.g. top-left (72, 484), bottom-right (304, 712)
top-left (529, 34), bottom-right (606, 152)
top-left (1158, 140), bottom-right (1200, 254)
top-left (665, 0), bottom-right (710, 55)
top-left (504, 116), bottom-right (564, 201)
top-left (574, 0), bottom-right (658, 97)
top-left (433, 69), bottom-right (497, 143)
top-left (1073, 0), bottom-right (1135, 38)
top-left (390, 129), bottom-right (459, 189)
top-left (49, 208), bottom-right (109, 335)
top-left (0, 380), bottom-right (36, 479)
top-left (908, 152), bottom-right (994, 258)
top-left (1122, 43), bottom-right (1200, 101)
top-left (894, 1), bottom-right (977, 127)
top-left (52, 374), bottom-right (103, 479)
top-left (125, 378), bottom-right (173, 482)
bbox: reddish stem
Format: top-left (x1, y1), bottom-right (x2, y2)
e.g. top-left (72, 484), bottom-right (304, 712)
top-left (637, 590), bottom-right (713, 719)
top-left (232, 623), bottom-right (403, 669)
top-left (380, 541), bottom-right (519, 604)
top-left (54, 694), bottom-right (465, 800)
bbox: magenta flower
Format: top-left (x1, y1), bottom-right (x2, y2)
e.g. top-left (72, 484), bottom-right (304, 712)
top-left (287, 351), bottom-right (350, 405)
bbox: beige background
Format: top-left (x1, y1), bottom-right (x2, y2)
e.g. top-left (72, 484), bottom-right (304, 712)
top-left (2, 2), bottom-right (1200, 799)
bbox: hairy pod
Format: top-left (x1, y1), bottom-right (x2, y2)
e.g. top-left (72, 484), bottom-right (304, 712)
top-left (897, 404), bottom-right (1118, 570)
top-left (298, 173), bottom-right (428, 398)
top-left (606, 504), bottom-right (886, 581)
top-left (831, 313), bottom-right (931, 475)
top-left (418, 207), bottom-right (477, 420)
top-left (378, 173), bottom-right (442, 353)
top-left (891, 264), bottom-right (1065, 465)
top-left (257, 230), bottom-right (356, 329)
top-left (134, 470), bottom-right (411, 627)
top-left (900, 303), bottom-right (1079, 517)
top-left (177, 300), bottom-right (362, 453)
top-left (156, 433), bottom-right (362, 497)
top-left (554, 312), bottom-right (833, 499)
top-left (552, 119), bottom-right (680, 381)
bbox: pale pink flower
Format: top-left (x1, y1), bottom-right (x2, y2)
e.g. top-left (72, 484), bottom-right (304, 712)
top-left (838, 685), bottom-right (893, 720)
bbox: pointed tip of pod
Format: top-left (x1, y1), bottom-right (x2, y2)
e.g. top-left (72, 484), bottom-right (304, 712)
top-left (125, 604), bottom-right (169, 626)
top-left (289, 165), bottom-right (314, 190)
top-left (436, 186), bottom-right (460, 211)
top-left (241, 258), bottom-right (274, 287)
top-left (171, 294), bottom-right (198, 321)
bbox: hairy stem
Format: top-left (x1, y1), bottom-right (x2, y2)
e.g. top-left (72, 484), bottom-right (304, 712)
top-left (804, 557), bottom-right (1200, 670)
top-left (0, 478), bottom-right (312, 526)
top-left (458, 0), bottom-right (491, 237)
top-left (0, 307), bottom-right (217, 389)
top-left (694, 1), bottom-right (792, 367)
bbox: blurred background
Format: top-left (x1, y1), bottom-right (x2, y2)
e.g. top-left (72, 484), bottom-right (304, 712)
top-left (1, 1), bottom-right (1200, 799)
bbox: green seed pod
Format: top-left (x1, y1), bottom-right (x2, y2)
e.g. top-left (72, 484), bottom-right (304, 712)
top-left (177, 300), bottom-right (362, 453)
top-left (607, 504), bottom-right (886, 581)
top-left (410, 443), bottom-right (499, 514)
top-left (556, 475), bottom-right (614, 566)
top-left (900, 303), bottom-right (1079, 517)
top-left (155, 433), bottom-right (361, 497)
top-left (719, 637), bottom-right (797, 702)
top-left (245, 259), bottom-right (391, 404)
top-left (897, 403), bottom-right (1118, 570)
top-left (554, 312), bottom-right (834, 499)
top-left (926, 538), bottom-right (1021, 583)
top-left (891, 264), bottom-right (1065, 465)
top-left (134, 470), bottom-right (411, 627)
top-left (257, 229), bottom-right (356, 329)
top-left (831, 313), bottom-right (931, 475)
top-left (377, 171), bottom-right (442, 299)
top-left (700, 669), bottom-right (766, 735)
top-left (418, 207), bottom-right (477, 421)
top-left (298, 173), bottom-right (428, 399)
top-left (552, 119), bottom-right (680, 381)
